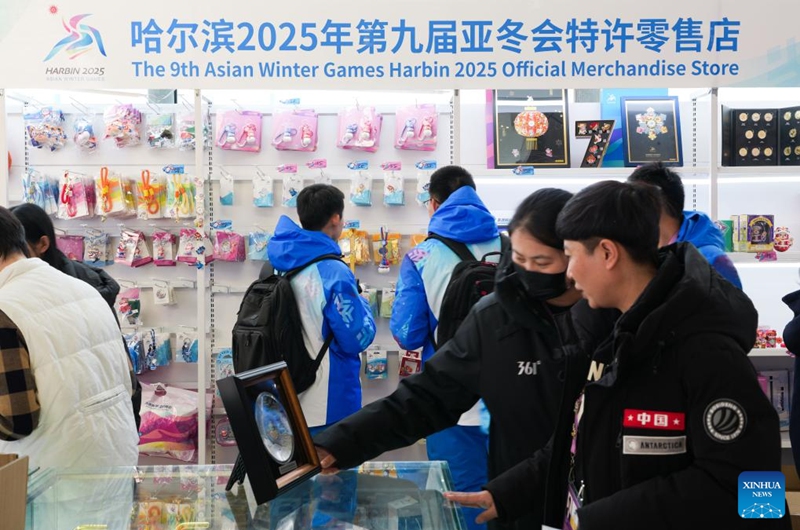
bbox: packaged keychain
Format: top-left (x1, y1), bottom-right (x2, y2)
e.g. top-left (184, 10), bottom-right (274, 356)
top-left (72, 114), bottom-right (98, 153)
top-left (103, 103), bottom-right (142, 148)
top-left (136, 170), bottom-right (165, 220)
top-left (365, 347), bottom-right (388, 380)
top-left (83, 230), bottom-right (110, 266)
top-left (147, 113), bottom-right (175, 149)
top-left (272, 108), bottom-right (318, 152)
top-left (337, 106), bottom-right (382, 152)
top-left (216, 109), bottom-right (262, 152)
top-left (116, 286), bottom-right (142, 326)
top-left (152, 280), bottom-right (175, 305)
top-left (350, 171), bottom-right (373, 206)
top-left (116, 229), bottom-right (152, 267)
top-left (178, 110), bottom-right (211, 151)
top-left (58, 171), bottom-right (92, 220)
top-left (282, 172), bottom-right (304, 208)
top-left (395, 104), bottom-right (438, 151)
top-left (24, 107), bottom-right (67, 151)
top-left (152, 230), bottom-right (177, 266)
top-left (399, 350), bottom-right (422, 377)
top-left (22, 169), bottom-right (57, 214)
top-left (248, 230), bottom-right (271, 261)
top-left (361, 287), bottom-right (379, 318)
top-left (214, 348), bottom-right (234, 397)
top-left (166, 173), bottom-right (195, 220)
top-left (175, 329), bottom-right (199, 363)
top-left (214, 230), bottom-right (246, 262)
top-left (415, 160), bottom-right (436, 205)
top-left (383, 172), bottom-right (405, 206)
top-left (177, 228), bottom-right (213, 266)
top-left (253, 170), bottom-right (274, 207)
top-left (142, 329), bottom-right (171, 371)
top-left (219, 169), bottom-right (235, 206)
top-left (373, 229), bottom-right (401, 271)
top-left (380, 286), bottom-right (396, 318)
top-left (56, 234), bottom-right (84, 261)
top-left (124, 332), bottom-right (146, 374)
top-left (95, 167), bottom-right (127, 219)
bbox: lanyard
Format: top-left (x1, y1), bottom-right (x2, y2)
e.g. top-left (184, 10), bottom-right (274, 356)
top-left (568, 389), bottom-right (586, 504)
top-left (99, 166), bottom-right (113, 213)
top-left (60, 172), bottom-right (77, 218)
top-left (141, 170), bottom-right (160, 215)
top-left (172, 175), bottom-right (192, 217)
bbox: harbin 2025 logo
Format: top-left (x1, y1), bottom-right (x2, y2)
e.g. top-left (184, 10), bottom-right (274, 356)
top-left (43, 6), bottom-right (106, 62)
top-left (739, 471), bottom-right (785, 519)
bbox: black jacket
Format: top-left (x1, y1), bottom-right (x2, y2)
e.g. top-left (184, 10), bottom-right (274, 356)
top-left (54, 253), bottom-right (120, 309)
top-left (486, 243), bottom-right (788, 530)
top-left (314, 257), bottom-right (615, 530)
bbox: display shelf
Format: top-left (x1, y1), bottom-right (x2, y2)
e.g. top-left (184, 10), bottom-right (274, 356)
top-left (749, 347), bottom-right (792, 358)
top-left (728, 251), bottom-right (800, 267)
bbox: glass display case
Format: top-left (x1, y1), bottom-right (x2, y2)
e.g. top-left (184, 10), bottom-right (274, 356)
top-left (25, 461), bottom-right (466, 530)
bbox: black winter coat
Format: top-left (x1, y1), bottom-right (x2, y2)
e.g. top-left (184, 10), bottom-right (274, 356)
top-left (486, 243), bottom-right (788, 530)
top-left (315, 258), bottom-right (616, 530)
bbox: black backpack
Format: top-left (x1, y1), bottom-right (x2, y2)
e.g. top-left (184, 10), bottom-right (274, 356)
top-left (231, 253), bottom-right (342, 393)
top-left (427, 233), bottom-right (509, 350)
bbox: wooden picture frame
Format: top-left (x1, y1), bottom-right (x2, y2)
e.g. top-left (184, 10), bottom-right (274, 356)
top-left (218, 361), bottom-right (320, 504)
top-left (620, 96), bottom-right (683, 166)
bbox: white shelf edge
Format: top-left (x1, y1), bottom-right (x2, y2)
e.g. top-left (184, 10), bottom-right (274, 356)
top-left (782, 431), bottom-right (791, 449)
top-left (727, 251), bottom-right (800, 265)
top-left (749, 348), bottom-right (792, 358)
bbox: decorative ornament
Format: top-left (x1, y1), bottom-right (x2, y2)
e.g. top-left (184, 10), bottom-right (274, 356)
top-left (635, 107), bottom-right (668, 141)
top-left (513, 109), bottom-right (549, 151)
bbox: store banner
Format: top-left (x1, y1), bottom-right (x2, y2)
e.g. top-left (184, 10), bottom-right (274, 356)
top-left (0, 0), bottom-right (798, 89)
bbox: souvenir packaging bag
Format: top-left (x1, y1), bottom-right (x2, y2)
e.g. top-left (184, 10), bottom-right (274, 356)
top-left (177, 111), bottom-right (211, 151)
top-left (177, 228), bottom-right (213, 266)
top-left (137, 170), bottom-right (165, 220)
top-left (380, 286), bottom-right (396, 319)
top-left (253, 171), bottom-right (274, 207)
top-left (56, 234), bottom-right (84, 261)
top-left (143, 329), bottom-right (173, 370)
top-left (104, 103), bottom-right (142, 148)
top-left (337, 106), bottom-right (382, 152)
top-left (272, 108), bottom-right (319, 152)
top-left (22, 169), bottom-right (48, 211)
top-left (365, 347), bottom-right (388, 380)
top-left (282, 172), bottom-right (304, 208)
top-left (124, 332), bottom-right (146, 374)
top-left (116, 287), bottom-right (142, 326)
top-left (152, 230), bottom-right (177, 266)
top-left (138, 383), bottom-right (206, 463)
top-left (350, 171), bottom-right (373, 206)
top-left (216, 109), bottom-right (262, 152)
top-left (116, 229), bottom-right (152, 267)
top-left (72, 114), bottom-right (98, 153)
top-left (175, 330), bottom-right (199, 363)
top-left (215, 230), bottom-right (246, 262)
top-left (383, 172), bottom-right (405, 206)
top-left (248, 231), bottom-right (271, 261)
top-left (57, 171), bottom-right (92, 220)
top-left (95, 167), bottom-right (127, 219)
top-left (219, 170), bottom-right (235, 206)
top-left (399, 350), bottom-right (422, 377)
top-left (372, 230), bottom-right (401, 267)
top-left (147, 113), bottom-right (175, 149)
top-left (24, 107), bottom-right (67, 151)
top-left (166, 173), bottom-right (195, 220)
top-left (152, 280), bottom-right (175, 306)
top-left (415, 160), bottom-right (437, 205)
top-left (395, 104), bottom-right (438, 151)
top-left (83, 231), bottom-right (110, 266)
top-left (214, 348), bottom-right (234, 397)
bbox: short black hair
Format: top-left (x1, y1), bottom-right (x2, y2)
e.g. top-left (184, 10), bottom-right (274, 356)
top-left (296, 184), bottom-right (345, 231)
top-left (10, 203), bottom-right (60, 266)
top-left (0, 206), bottom-right (30, 260)
top-left (508, 188), bottom-right (574, 249)
top-left (556, 181), bottom-right (662, 266)
top-left (627, 162), bottom-right (684, 220)
top-left (428, 165), bottom-right (476, 204)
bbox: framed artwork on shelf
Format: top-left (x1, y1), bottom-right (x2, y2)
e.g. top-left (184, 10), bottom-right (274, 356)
top-left (486, 89), bottom-right (570, 168)
top-left (218, 361), bottom-right (320, 504)
top-left (620, 96), bottom-right (683, 167)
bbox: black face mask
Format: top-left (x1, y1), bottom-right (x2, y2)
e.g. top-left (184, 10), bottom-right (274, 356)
top-left (513, 263), bottom-right (569, 301)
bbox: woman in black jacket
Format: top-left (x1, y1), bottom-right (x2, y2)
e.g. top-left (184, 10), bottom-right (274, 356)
top-left (314, 189), bottom-right (616, 530)
top-left (11, 203), bottom-right (141, 428)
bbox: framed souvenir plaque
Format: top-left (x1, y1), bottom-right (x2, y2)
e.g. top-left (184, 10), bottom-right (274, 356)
top-left (620, 96), bottom-right (683, 166)
top-left (218, 361), bottom-right (320, 504)
top-left (487, 89), bottom-right (570, 168)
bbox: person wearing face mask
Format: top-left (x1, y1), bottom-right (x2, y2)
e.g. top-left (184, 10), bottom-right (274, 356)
top-left (314, 188), bottom-right (616, 530)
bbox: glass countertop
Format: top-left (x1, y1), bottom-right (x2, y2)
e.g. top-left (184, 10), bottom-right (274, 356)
top-left (26, 461), bottom-right (466, 530)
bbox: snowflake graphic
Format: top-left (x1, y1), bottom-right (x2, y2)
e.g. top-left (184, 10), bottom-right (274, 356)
top-left (333, 293), bottom-right (354, 325)
top-left (740, 503), bottom-right (784, 518)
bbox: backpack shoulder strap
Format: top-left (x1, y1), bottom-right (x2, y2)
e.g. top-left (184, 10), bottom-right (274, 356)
top-left (284, 253), bottom-right (344, 280)
top-left (426, 233), bottom-right (476, 262)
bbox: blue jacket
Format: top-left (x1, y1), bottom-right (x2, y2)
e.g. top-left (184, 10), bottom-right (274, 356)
top-left (677, 211), bottom-right (742, 289)
top-left (268, 216), bottom-right (377, 427)
top-left (390, 186), bottom-right (501, 365)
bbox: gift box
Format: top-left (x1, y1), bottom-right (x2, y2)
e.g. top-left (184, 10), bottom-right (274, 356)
top-left (732, 214), bottom-right (775, 252)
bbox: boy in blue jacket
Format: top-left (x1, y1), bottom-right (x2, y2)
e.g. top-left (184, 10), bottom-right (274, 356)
top-left (628, 162), bottom-right (743, 288)
top-left (267, 184), bottom-right (376, 436)
top-left (390, 166), bottom-right (501, 530)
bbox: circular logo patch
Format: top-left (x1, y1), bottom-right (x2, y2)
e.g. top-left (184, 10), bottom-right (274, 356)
top-left (704, 399), bottom-right (746, 443)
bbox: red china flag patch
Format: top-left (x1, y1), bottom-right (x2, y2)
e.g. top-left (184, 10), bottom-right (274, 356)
top-left (623, 409), bottom-right (685, 430)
